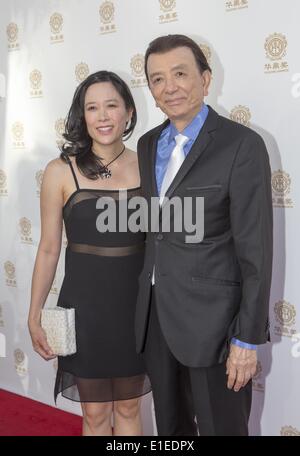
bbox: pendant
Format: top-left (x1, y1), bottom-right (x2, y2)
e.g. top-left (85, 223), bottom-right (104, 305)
top-left (99, 167), bottom-right (112, 179)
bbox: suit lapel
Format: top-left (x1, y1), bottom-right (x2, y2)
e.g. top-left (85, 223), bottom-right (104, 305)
top-left (162, 106), bottom-right (219, 206)
top-left (149, 119), bottom-right (170, 198)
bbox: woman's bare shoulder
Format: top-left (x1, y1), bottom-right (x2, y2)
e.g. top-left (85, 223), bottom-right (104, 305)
top-left (43, 157), bottom-right (72, 187)
top-left (45, 155), bottom-right (74, 173)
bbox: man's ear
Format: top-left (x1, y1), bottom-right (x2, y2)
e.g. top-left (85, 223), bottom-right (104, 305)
top-left (202, 70), bottom-right (212, 97)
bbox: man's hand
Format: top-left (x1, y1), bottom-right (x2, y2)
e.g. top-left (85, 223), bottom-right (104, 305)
top-left (226, 344), bottom-right (257, 392)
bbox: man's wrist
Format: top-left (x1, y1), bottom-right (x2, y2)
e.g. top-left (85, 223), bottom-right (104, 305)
top-left (231, 338), bottom-right (257, 350)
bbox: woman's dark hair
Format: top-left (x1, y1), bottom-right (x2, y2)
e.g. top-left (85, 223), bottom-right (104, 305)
top-left (60, 70), bottom-right (137, 179)
top-left (144, 34), bottom-right (212, 82)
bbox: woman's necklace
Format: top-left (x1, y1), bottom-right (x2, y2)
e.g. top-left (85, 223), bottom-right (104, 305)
top-left (96, 145), bottom-right (126, 179)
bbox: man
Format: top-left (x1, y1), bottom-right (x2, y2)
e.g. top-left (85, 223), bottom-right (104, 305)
top-left (135, 34), bottom-right (273, 436)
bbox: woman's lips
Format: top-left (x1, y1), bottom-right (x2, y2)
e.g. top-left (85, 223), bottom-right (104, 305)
top-left (96, 126), bottom-right (113, 135)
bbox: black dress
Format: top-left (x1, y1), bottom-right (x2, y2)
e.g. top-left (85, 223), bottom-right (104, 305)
top-left (54, 157), bottom-right (151, 403)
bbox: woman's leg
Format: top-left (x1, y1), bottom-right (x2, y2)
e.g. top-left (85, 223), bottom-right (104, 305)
top-left (113, 397), bottom-right (143, 436)
top-left (81, 401), bottom-right (113, 436)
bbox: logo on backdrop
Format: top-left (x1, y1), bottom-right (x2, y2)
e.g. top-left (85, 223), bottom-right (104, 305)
top-left (225, 0), bottom-right (248, 12)
top-left (252, 360), bottom-right (264, 393)
top-left (264, 33), bottom-right (289, 74)
top-left (130, 54), bottom-right (147, 88)
top-left (230, 105), bottom-right (251, 127)
top-left (159, 0), bottom-right (178, 24)
top-left (55, 118), bottom-right (66, 148)
top-left (11, 122), bottom-right (25, 149)
top-left (99, 1), bottom-right (116, 34)
top-left (4, 261), bottom-right (17, 287)
top-left (35, 170), bottom-right (44, 198)
top-left (199, 44), bottom-right (212, 67)
top-left (271, 170), bottom-right (293, 208)
top-left (30, 69), bottom-right (43, 98)
top-left (0, 170), bottom-right (8, 196)
top-left (7, 23), bottom-right (20, 51)
top-left (19, 217), bottom-right (33, 245)
top-left (280, 426), bottom-right (300, 436)
top-left (274, 300), bottom-right (297, 338)
top-left (75, 63), bottom-right (90, 83)
top-left (14, 348), bottom-right (28, 377)
top-left (50, 12), bottom-right (64, 43)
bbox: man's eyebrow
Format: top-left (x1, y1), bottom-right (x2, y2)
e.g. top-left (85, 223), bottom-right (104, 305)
top-left (149, 64), bottom-right (188, 78)
top-left (171, 64), bottom-right (188, 71)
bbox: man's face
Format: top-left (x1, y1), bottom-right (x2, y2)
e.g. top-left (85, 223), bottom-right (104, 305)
top-left (147, 46), bottom-right (211, 130)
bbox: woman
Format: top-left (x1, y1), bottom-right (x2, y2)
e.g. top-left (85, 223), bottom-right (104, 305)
top-left (28, 71), bottom-right (151, 436)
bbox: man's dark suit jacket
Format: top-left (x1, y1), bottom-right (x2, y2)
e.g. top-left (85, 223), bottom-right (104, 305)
top-left (135, 106), bottom-right (273, 367)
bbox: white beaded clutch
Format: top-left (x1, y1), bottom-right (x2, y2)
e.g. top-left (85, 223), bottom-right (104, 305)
top-left (41, 307), bottom-right (76, 356)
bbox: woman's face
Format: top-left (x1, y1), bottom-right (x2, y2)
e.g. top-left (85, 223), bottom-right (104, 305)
top-left (84, 82), bottom-right (132, 147)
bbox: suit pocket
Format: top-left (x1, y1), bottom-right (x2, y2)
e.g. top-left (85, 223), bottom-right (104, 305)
top-left (191, 275), bottom-right (241, 297)
top-left (186, 185), bottom-right (222, 192)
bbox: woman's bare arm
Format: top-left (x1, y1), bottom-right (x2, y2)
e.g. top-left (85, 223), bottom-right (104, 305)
top-left (28, 158), bottom-right (65, 360)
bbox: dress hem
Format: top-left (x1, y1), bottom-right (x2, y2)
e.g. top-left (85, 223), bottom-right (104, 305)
top-left (56, 388), bottom-right (152, 404)
top-left (54, 368), bottom-right (152, 405)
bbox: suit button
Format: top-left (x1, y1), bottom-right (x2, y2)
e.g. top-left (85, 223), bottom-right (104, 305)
top-left (157, 234), bottom-right (163, 240)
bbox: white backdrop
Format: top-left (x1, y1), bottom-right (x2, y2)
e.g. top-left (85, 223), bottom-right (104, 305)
top-left (0, 0), bottom-right (299, 436)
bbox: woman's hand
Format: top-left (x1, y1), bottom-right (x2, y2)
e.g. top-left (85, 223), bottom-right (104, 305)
top-left (28, 321), bottom-right (56, 361)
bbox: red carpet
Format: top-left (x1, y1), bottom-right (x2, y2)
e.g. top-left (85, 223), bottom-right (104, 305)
top-left (0, 389), bottom-right (82, 436)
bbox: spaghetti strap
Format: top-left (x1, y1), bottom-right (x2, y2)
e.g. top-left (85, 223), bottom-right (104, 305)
top-left (63, 154), bottom-right (80, 190)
